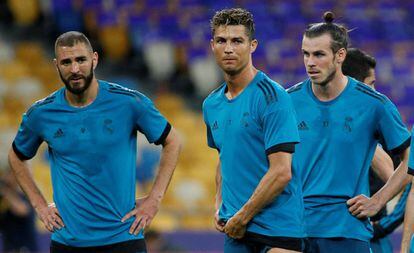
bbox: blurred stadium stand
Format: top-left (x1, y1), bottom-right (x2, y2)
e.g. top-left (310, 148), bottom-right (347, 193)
top-left (0, 0), bottom-right (413, 252)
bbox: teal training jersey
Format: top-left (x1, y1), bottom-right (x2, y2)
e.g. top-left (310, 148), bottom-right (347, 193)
top-left (203, 71), bottom-right (304, 238)
top-left (408, 129), bottom-right (414, 175)
top-left (13, 81), bottom-right (170, 247)
top-left (288, 77), bottom-right (410, 241)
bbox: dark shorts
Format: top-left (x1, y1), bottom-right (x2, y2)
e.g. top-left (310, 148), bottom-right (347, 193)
top-left (304, 237), bottom-right (371, 253)
top-left (224, 232), bottom-right (304, 253)
top-left (50, 239), bottom-right (146, 253)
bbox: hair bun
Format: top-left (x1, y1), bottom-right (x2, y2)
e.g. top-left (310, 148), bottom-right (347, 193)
top-left (323, 11), bottom-right (335, 23)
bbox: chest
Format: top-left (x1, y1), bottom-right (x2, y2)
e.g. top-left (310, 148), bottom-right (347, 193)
top-left (208, 102), bottom-right (262, 148)
top-left (41, 109), bottom-right (132, 154)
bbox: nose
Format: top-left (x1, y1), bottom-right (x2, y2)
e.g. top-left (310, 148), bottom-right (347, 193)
top-left (224, 42), bottom-right (233, 54)
top-left (306, 55), bottom-right (316, 67)
top-left (70, 62), bottom-right (80, 73)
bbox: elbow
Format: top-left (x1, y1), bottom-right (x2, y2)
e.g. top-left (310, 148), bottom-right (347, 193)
top-left (274, 165), bottom-right (292, 187)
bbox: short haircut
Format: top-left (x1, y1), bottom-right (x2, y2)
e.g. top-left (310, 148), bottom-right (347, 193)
top-left (342, 48), bottom-right (376, 82)
top-left (54, 31), bottom-right (93, 55)
top-left (210, 8), bottom-right (255, 40)
top-left (304, 11), bottom-right (349, 53)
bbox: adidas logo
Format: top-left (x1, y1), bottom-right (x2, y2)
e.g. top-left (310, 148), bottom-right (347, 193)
top-left (212, 121), bottom-right (219, 130)
top-left (298, 121), bottom-right (309, 130)
top-left (53, 128), bottom-right (64, 138)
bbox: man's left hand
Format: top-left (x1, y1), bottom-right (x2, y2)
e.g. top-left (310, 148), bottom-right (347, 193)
top-left (224, 214), bottom-right (246, 239)
top-left (121, 196), bottom-right (159, 235)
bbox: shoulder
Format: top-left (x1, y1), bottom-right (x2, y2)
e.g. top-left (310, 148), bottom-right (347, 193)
top-left (203, 83), bottom-right (225, 108)
top-left (26, 90), bottom-right (60, 117)
top-left (350, 78), bottom-right (389, 105)
top-left (253, 74), bottom-right (291, 105)
top-left (286, 80), bottom-right (307, 95)
top-left (103, 81), bottom-right (152, 104)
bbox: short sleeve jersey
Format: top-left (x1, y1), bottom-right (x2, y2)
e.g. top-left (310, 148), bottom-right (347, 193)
top-left (13, 80), bottom-right (170, 247)
top-left (408, 129), bottom-right (414, 175)
top-left (203, 71), bottom-right (304, 238)
top-left (288, 77), bottom-right (410, 241)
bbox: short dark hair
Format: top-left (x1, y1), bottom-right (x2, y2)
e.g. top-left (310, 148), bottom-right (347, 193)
top-left (210, 8), bottom-right (255, 40)
top-left (342, 48), bottom-right (376, 82)
top-left (54, 31), bottom-right (93, 55)
top-left (304, 11), bottom-right (349, 53)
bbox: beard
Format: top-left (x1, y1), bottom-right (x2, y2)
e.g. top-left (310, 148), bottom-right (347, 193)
top-left (58, 64), bottom-right (94, 95)
top-left (313, 67), bottom-right (336, 87)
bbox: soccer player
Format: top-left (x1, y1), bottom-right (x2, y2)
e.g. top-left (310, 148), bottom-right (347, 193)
top-left (343, 48), bottom-right (411, 253)
top-left (203, 8), bottom-right (304, 253)
top-left (287, 12), bottom-right (410, 253)
top-left (402, 132), bottom-right (414, 252)
top-left (8, 31), bottom-right (182, 252)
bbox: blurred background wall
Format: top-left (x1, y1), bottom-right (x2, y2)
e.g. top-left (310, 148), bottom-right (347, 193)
top-left (0, 0), bottom-right (413, 252)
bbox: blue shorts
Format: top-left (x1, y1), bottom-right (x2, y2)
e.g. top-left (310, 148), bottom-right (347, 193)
top-left (224, 232), bottom-right (304, 253)
top-left (304, 237), bottom-right (371, 253)
top-left (370, 237), bottom-right (392, 253)
top-left (50, 239), bottom-right (146, 253)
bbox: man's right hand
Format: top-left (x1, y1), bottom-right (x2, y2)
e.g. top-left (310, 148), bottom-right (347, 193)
top-left (214, 209), bottom-right (225, 232)
top-left (37, 203), bottom-right (64, 232)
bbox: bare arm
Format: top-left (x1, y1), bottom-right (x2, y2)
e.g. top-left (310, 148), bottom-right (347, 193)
top-left (8, 148), bottom-right (64, 231)
top-left (122, 127), bottom-right (182, 234)
top-left (402, 178), bottom-right (414, 253)
top-left (371, 146), bottom-right (394, 182)
top-left (348, 147), bottom-right (411, 218)
top-left (224, 152), bottom-right (292, 239)
top-left (214, 161), bottom-right (224, 232)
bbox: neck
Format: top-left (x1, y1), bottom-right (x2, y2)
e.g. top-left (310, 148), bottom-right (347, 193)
top-left (312, 73), bottom-right (348, 102)
top-left (65, 79), bottom-right (99, 107)
top-left (225, 66), bottom-right (258, 99)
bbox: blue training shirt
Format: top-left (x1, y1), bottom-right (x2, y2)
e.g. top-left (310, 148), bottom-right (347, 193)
top-left (408, 129), bottom-right (414, 175)
top-left (203, 71), bottom-right (304, 238)
top-left (13, 80), bottom-right (170, 247)
top-left (288, 77), bottom-right (410, 241)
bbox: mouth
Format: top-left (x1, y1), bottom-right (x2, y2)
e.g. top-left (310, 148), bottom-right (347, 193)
top-left (307, 71), bottom-right (320, 77)
top-left (69, 76), bottom-right (84, 82)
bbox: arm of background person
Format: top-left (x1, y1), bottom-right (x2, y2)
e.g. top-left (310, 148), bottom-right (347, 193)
top-left (371, 145), bottom-right (394, 182)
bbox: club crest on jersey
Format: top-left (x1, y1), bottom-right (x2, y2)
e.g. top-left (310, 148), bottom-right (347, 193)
top-left (343, 117), bottom-right (353, 132)
top-left (212, 121), bottom-right (219, 130)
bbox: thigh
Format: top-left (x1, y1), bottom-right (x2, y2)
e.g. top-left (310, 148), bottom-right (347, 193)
top-left (313, 238), bottom-right (371, 253)
top-left (224, 235), bottom-right (253, 253)
top-left (267, 248), bottom-right (302, 253)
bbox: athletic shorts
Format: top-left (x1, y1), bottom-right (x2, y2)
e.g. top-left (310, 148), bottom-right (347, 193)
top-left (50, 239), bottom-right (146, 253)
top-left (304, 237), bottom-right (371, 253)
top-left (224, 232), bottom-right (304, 253)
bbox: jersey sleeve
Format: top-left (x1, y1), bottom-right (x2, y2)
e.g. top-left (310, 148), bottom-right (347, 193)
top-left (377, 100), bottom-right (410, 155)
top-left (12, 113), bottom-right (43, 160)
top-left (260, 90), bottom-right (300, 155)
top-left (408, 129), bottom-right (414, 175)
top-left (134, 95), bottom-right (170, 145)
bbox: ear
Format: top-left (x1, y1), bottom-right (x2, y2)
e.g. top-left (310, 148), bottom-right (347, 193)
top-left (210, 39), bottom-right (215, 52)
top-left (92, 52), bottom-right (99, 70)
top-left (336, 48), bottom-right (346, 64)
top-left (53, 58), bottom-right (59, 71)
top-left (250, 39), bottom-right (258, 53)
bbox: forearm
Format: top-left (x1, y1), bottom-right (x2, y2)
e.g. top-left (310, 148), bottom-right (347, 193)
top-left (8, 149), bottom-right (48, 213)
top-left (215, 162), bottom-right (222, 210)
top-left (402, 183), bottom-right (414, 253)
top-left (371, 146), bottom-right (394, 182)
top-left (148, 129), bottom-right (181, 202)
top-left (372, 148), bottom-right (411, 208)
top-left (236, 153), bottom-right (292, 225)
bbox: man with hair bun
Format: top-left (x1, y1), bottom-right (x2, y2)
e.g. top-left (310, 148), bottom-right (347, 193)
top-left (287, 12), bottom-right (411, 252)
top-left (204, 8), bottom-right (304, 253)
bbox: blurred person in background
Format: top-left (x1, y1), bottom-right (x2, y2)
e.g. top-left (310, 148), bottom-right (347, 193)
top-left (0, 167), bottom-right (38, 253)
top-left (288, 12), bottom-right (410, 253)
top-left (343, 47), bottom-right (411, 253)
top-left (203, 8), bottom-right (304, 252)
top-left (8, 31), bottom-right (181, 253)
